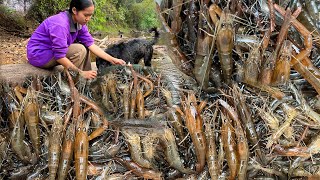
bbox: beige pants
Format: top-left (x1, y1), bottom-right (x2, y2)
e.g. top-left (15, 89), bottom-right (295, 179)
top-left (43, 43), bottom-right (91, 71)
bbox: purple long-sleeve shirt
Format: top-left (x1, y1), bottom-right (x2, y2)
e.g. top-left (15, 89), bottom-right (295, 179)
top-left (27, 11), bottom-right (94, 67)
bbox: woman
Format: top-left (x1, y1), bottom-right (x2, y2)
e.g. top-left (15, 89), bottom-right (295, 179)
top-left (27, 0), bottom-right (125, 79)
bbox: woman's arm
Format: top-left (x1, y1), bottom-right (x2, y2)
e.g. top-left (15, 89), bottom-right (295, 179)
top-left (88, 44), bottom-right (126, 65)
top-left (57, 57), bottom-right (97, 79)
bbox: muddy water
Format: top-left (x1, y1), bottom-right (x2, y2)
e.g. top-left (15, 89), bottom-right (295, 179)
top-left (152, 46), bottom-right (198, 105)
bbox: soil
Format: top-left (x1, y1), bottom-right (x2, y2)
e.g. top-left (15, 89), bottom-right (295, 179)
top-left (0, 28), bottom-right (29, 65)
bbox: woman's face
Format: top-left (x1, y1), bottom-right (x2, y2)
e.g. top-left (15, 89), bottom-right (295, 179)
top-left (72, 5), bottom-right (94, 25)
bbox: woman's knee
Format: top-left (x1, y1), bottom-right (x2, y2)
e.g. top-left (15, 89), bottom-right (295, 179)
top-left (67, 43), bottom-right (88, 60)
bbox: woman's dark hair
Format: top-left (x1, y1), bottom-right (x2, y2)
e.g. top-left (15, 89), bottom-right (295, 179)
top-left (69, 0), bottom-right (95, 13)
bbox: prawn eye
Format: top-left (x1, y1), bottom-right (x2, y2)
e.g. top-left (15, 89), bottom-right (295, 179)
top-left (83, 127), bottom-right (86, 131)
top-left (77, 127), bottom-right (81, 131)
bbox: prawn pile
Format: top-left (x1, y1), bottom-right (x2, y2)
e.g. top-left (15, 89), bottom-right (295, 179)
top-left (0, 0), bottom-right (320, 179)
top-left (157, 0), bottom-right (320, 179)
top-left (157, 0), bottom-right (320, 94)
top-left (0, 60), bottom-right (318, 179)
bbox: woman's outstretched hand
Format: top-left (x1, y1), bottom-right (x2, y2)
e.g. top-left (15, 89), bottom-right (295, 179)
top-left (80, 70), bottom-right (97, 79)
top-left (112, 58), bottom-right (126, 65)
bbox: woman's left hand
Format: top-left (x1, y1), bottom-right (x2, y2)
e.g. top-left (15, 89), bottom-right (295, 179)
top-left (112, 58), bottom-right (126, 65)
top-left (88, 44), bottom-right (127, 66)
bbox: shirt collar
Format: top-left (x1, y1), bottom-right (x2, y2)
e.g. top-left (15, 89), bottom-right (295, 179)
top-left (66, 11), bottom-right (82, 32)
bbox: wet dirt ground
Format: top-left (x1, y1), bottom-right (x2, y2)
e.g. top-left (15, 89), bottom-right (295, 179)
top-left (0, 28), bottom-right (28, 65)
